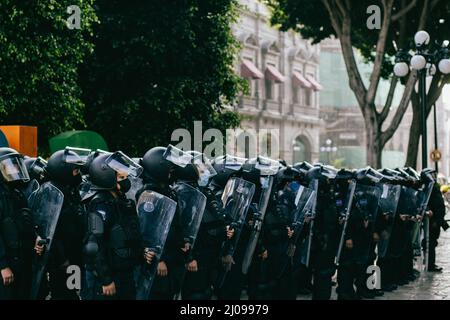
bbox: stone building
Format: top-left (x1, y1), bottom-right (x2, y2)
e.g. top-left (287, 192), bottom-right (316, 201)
top-left (231, 0), bottom-right (322, 163)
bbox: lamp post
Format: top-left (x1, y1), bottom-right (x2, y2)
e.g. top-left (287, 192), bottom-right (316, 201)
top-left (320, 139), bottom-right (337, 165)
top-left (393, 31), bottom-right (450, 171)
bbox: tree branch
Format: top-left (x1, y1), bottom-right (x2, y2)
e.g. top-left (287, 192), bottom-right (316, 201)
top-left (381, 71), bottom-right (416, 145)
top-left (366, 0), bottom-right (394, 105)
top-left (392, 0), bottom-right (417, 22)
top-left (379, 75), bottom-right (398, 123)
top-left (418, 0), bottom-right (429, 30)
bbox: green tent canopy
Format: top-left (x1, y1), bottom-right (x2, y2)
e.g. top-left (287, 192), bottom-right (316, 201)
top-left (49, 130), bottom-right (108, 153)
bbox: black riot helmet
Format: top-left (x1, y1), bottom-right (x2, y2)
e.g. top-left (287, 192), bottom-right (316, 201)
top-left (211, 154), bottom-right (246, 187)
top-left (420, 168), bottom-right (436, 184)
top-left (46, 149), bottom-right (83, 186)
top-left (378, 168), bottom-right (405, 185)
top-left (275, 165), bottom-right (300, 189)
top-left (241, 158), bottom-right (260, 184)
top-left (89, 153), bottom-right (117, 189)
top-left (395, 167), bottom-right (420, 187)
top-left (0, 147), bottom-right (30, 184)
top-left (82, 149), bottom-right (110, 175)
top-left (305, 164), bottom-right (336, 185)
top-left (402, 167), bottom-right (420, 180)
top-left (335, 168), bottom-right (355, 181)
top-left (173, 160), bottom-right (198, 182)
top-left (355, 167), bottom-right (383, 185)
top-left (142, 146), bottom-right (172, 183)
top-left (293, 161), bottom-right (313, 183)
top-left (89, 151), bottom-right (141, 191)
top-left (24, 157), bottom-right (48, 181)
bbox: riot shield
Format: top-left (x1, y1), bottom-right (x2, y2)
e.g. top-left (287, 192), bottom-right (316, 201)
top-left (241, 175), bottom-right (275, 274)
top-left (397, 186), bottom-right (420, 216)
top-left (416, 182), bottom-right (434, 218)
top-left (304, 179), bottom-right (319, 267)
top-left (353, 184), bottom-right (381, 222)
top-left (216, 177), bottom-right (255, 288)
top-left (335, 180), bottom-right (357, 265)
top-left (30, 182), bottom-right (64, 299)
top-left (172, 182), bottom-right (207, 247)
top-left (135, 190), bottom-right (177, 300)
top-left (377, 184), bottom-right (402, 258)
top-left (125, 176), bottom-right (144, 202)
top-left (278, 186), bottom-right (316, 277)
top-left (21, 179), bottom-right (40, 206)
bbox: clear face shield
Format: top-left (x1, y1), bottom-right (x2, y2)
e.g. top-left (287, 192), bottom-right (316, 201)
top-left (105, 151), bottom-right (143, 178)
top-left (0, 154), bottom-right (30, 183)
top-left (63, 147), bottom-right (92, 166)
top-left (30, 157), bottom-right (47, 177)
top-left (192, 154), bottom-right (217, 187)
top-left (255, 156), bottom-right (281, 176)
top-left (163, 145), bottom-right (193, 168)
top-left (222, 155), bottom-right (247, 171)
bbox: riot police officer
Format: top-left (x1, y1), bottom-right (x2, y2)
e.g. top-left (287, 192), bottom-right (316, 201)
top-left (304, 164), bottom-right (339, 300)
top-left (0, 148), bottom-right (34, 299)
top-left (137, 146), bottom-right (184, 299)
top-left (81, 152), bottom-right (146, 300)
top-left (33, 149), bottom-right (85, 299)
top-left (264, 165), bottom-right (300, 299)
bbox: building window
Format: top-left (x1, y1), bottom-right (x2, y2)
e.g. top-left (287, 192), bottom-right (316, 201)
top-left (293, 136), bottom-right (311, 163)
top-left (265, 78), bottom-right (273, 100)
top-left (245, 78), bottom-right (253, 97)
top-left (304, 88), bottom-right (312, 106)
top-left (292, 84), bottom-right (299, 104)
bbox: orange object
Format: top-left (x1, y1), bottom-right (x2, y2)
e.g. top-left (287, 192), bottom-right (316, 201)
top-left (0, 126), bottom-right (38, 157)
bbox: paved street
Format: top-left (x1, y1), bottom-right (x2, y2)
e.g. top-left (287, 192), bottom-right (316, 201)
top-left (375, 222), bottom-right (450, 300)
top-left (295, 213), bottom-right (450, 300)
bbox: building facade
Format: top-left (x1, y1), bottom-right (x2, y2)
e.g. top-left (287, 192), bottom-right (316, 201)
top-left (232, 0), bottom-right (322, 163)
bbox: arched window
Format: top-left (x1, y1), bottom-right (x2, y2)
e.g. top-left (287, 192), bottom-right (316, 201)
top-left (292, 135), bottom-right (311, 163)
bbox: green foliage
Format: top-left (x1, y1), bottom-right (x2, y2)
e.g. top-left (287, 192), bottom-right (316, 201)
top-left (81, 0), bottom-right (244, 156)
top-left (0, 0), bottom-right (98, 152)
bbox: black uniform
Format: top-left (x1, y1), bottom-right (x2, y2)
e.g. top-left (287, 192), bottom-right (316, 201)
top-left (426, 184), bottom-right (446, 270)
top-left (136, 180), bottom-right (183, 300)
top-left (0, 183), bottom-right (34, 299)
top-left (181, 183), bottom-right (228, 300)
top-left (41, 182), bottom-right (83, 300)
top-left (82, 191), bottom-right (142, 300)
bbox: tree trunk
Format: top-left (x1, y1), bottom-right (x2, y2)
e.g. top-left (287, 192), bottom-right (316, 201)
top-left (405, 104), bottom-right (421, 168)
top-left (364, 107), bottom-right (383, 168)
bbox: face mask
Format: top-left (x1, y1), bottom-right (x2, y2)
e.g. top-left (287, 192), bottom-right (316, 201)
top-left (69, 173), bottom-right (82, 186)
top-left (198, 174), bottom-right (210, 187)
top-left (118, 178), bottom-right (131, 193)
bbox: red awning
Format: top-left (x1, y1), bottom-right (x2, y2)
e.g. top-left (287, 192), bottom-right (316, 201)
top-left (306, 75), bottom-right (323, 91)
top-left (241, 59), bottom-right (264, 79)
top-left (265, 65), bottom-right (285, 83)
top-left (292, 71), bottom-right (312, 88)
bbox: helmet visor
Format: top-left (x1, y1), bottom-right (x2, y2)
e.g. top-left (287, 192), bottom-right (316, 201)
top-left (30, 157), bottom-right (47, 176)
top-left (105, 151), bottom-right (143, 178)
top-left (63, 147), bottom-right (92, 166)
top-left (193, 154), bottom-right (217, 181)
top-left (255, 156), bottom-right (281, 176)
top-left (0, 154), bottom-right (30, 182)
top-left (163, 145), bottom-right (193, 168)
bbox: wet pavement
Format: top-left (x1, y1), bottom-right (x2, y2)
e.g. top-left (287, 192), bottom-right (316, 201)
top-left (374, 224), bottom-right (450, 300)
